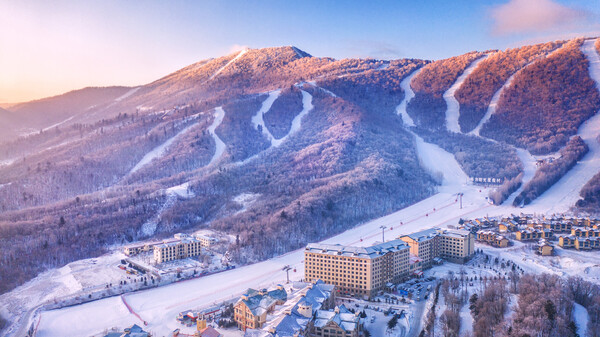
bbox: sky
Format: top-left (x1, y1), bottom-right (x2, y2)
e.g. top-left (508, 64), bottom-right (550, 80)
top-left (0, 0), bottom-right (599, 103)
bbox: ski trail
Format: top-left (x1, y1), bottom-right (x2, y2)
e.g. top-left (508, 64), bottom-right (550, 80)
top-left (129, 122), bottom-right (198, 174)
top-left (251, 90), bottom-right (282, 145)
top-left (470, 70), bottom-right (519, 136)
top-left (114, 87), bottom-right (141, 102)
top-left (396, 68), bottom-right (422, 127)
top-left (272, 90), bottom-right (313, 147)
top-left (210, 49), bottom-right (247, 80)
top-left (503, 148), bottom-right (537, 205)
top-left (395, 67), bottom-right (470, 187)
top-left (305, 81), bottom-right (337, 97)
top-left (444, 55), bottom-right (489, 133)
top-left (239, 89), bottom-right (313, 165)
top-left (522, 39), bottom-right (600, 212)
top-left (207, 107), bottom-right (226, 166)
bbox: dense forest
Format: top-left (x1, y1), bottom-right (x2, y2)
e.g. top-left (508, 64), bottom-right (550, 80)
top-left (407, 52), bottom-right (483, 129)
top-left (514, 136), bottom-right (588, 206)
top-left (455, 41), bottom-right (564, 133)
top-left (576, 171), bottom-right (600, 212)
top-left (481, 39), bottom-right (600, 154)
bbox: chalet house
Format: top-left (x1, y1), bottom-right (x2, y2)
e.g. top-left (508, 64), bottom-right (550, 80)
top-left (312, 306), bottom-right (362, 337)
top-left (515, 228), bottom-right (552, 241)
top-left (477, 230), bottom-right (509, 247)
top-left (558, 236), bottom-right (575, 248)
top-left (234, 286), bottom-right (288, 331)
top-left (537, 240), bottom-right (554, 256)
top-left (571, 227), bottom-right (600, 238)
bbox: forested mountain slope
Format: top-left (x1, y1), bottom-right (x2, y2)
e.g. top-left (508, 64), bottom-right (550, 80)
top-left (2, 39), bottom-right (600, 295)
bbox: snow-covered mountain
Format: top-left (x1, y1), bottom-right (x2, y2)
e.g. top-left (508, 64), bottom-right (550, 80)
top-left (1, 39), bottom-right (600, 297)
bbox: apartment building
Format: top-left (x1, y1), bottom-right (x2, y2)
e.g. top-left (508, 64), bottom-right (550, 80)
top-left (153, 237), bottom-right (203, 263)
top-left (234, 286), bottom-right (287, 331)
top-left (399, 228), bottom-right (475, 265)
top-left (304, 240), bottom-right (410, 299)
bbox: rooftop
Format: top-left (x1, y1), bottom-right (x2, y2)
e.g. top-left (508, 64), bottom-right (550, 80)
top-left (305, 239), bottom-right (408, 259)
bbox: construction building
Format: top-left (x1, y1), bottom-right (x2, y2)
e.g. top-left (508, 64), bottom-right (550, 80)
top-left (304, 240), bottom-right (410, 299)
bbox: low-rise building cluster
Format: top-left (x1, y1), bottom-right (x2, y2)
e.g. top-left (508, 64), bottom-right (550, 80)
top-left (123, 233), bottom-right (218, 264)
top-left (238, 280), bottom-right (361, 337)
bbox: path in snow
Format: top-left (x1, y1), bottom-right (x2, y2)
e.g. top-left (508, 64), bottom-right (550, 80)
top-left (503, 148), bottom-right (537, 206)
top-left (522, 39), bottom-right (600, 213)
top-left (305, 81), bottom-right (337, 97)
top-left (573, 303), bottom-right (589, 337)
top-left (207, 107), bottom-right (226, 166)
top-left (210, 49), bottom-right (247, 80)
top-left (251, 90), bottom-right (282, 144)
top-left (444, 55), bottom-right (489, 133)
top-left (129, 121), bottom-right (198, 174)
top-left (395, 68), bottom-right (421, 127)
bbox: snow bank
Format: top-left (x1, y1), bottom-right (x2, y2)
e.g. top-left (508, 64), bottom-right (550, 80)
top-left (166, 182), bottom-right (194, 198)
top-left (444, 55), bottom-right (489, 133)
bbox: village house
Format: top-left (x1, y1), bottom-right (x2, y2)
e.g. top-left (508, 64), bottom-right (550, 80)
top-left (537, 240), bottom-right (554, 256)
top-left (244, 280), bottom-right (336, 337)
top-left (234, 286), bottom-right (288, 331)
top-left (476, 230), bottom-right (509, 248)
top-left (515, 228), bottom-right (552, 241)
top-left (312, 305), bottom-right (362, 337)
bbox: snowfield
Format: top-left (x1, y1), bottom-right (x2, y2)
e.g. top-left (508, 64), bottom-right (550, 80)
top-left (251, 90), bottom-right (282, 145)
top-left (444, 55), bottom-right (489, 133)
top-left (210, 49), bottom-right (247, 80)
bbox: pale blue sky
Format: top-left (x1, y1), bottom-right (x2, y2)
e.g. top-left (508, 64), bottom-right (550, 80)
top-left (1, 0), bottom-right (599, 102)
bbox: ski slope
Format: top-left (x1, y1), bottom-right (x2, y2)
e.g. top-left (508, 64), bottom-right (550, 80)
top-left (470, 67), bottom-right (520, 136)
top-left (251, 90), bottom-right (282, 144)
top-left (271, 90), bottom-right (313, 147)
top-left (207, 107), bottom-right (226, 166)
top-left (444, 55), bottom-right (489, 133)
top-left (395, 68), bottom-right (421, 127)
top-left (129, 121), bottom-right (198, 174)
top-left (210, 49), bottom-right (247, 80)
top-left (521, 39), bottom-right (600, 213)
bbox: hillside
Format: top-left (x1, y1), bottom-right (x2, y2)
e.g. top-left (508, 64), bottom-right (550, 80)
top-left (2, 39), bottom-right (600, 297)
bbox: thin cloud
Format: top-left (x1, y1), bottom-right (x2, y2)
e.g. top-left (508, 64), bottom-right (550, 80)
top-left (345, 40), bottom-right (403, 60)
top-left (489, 0), bottom-right (589, 36)
top-left (228, 44), bottom-right (249, 54)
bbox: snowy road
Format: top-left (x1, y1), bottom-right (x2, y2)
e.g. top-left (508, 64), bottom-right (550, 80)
top-left (444, 55), bottom-right (488, 133)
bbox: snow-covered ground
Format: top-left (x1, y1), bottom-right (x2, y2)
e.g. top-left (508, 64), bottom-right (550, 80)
top-left (573, 302), bottom-right (589, 337)
top-left (444, 55), bottom-right (489, 133)
top-left (114, 87), bottom-right (141, 102)
top-left (520, 39), bottom-right (600, 213)
top-left (271, 90), bottom-right (313, 147)
top-left (129, 121), bottom-right (198, 174)
top-left (233, 192), bottom-right (261, 215)
top-left (208, 107), bottom-right (226, 166)
top-left (396, 68), bottom-right (421, 127)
